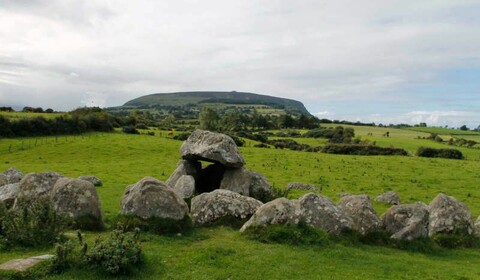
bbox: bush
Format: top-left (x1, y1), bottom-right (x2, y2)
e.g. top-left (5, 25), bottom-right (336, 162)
top-left (416, 147), bottom-right (464, 159)
top-left (122, 126), bottom-right (140, 134)
top-left (172, 132), bottom-right (191, 141)
top-left (253, 143), bottom-right (270, 148)
top-left (0, 198), bottom-right (69, 248)
top-left (322, 144), bottom-right (408, 156)
top-left (226, 134), bottom-right (245, 147)
top-left (135, 123), bottom-right (148, 129)
top-left (112, 214), bottom-right (192, 235)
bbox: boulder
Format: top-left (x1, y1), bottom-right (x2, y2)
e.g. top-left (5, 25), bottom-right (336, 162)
top-left (240, 198), bottom-right (303, 232)
top-left (78, 175), bottom-right (103, 187)
top-left (17, 172), bottom-right (63, 201)
top-left (337, 194), bottom-right (381, 235)
top-left (381, 202), bottom-right (429, 240)
top-left (51, 178), bottom-right (103, 230)
top-left (0, 174), bottom-right (7, 187)
top-left (0, 183), bottom-right (20, 208)
top-left (474, 216), bottom-right (480, 238)
top-left (173, 175), bottom-right (195, 199)
top-left (220, 167), bottom-right (275, 201)
top-left (121, 176), bottom-right (188, 220)
top-left (2, 168), bottom-right (24, 184)
top-left (285, 182), bottom-right (318, 192)
top-left (300, 193), bottom-right (352, 234)
top-left (376, 191), bottom-right (401, 205)
top-left (166, 160), bottom-right (201, 187)
top-left (428, 193), bottom-right (473, 236)
top-left (191, 189), bottom-right (263, 226)
top-left (180, 129), bottom-right (245, 168)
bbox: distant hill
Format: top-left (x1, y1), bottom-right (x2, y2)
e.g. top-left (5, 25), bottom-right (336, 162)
top-left (113, 91), bottom-right (311, 116)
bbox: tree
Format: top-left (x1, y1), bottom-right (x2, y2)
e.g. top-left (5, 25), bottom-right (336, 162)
top-left (199, 107), bottom-right (219, 131)
top-left (459, 125), bottom-right (469, 131)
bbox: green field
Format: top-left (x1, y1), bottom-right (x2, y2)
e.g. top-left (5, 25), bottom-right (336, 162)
top-left (1, 125), bottom-right (480, 279)
top-left (0, 112), bottom-right (65, 120)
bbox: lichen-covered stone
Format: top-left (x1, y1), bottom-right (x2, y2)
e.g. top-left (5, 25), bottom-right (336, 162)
top-left (173, 175), bottom-right (195, 199)
top-left (474, 216), bottom-right (480, 238)
top-left (0, 174), bottom-right (7, 187)
top-left (381, 202), bottom-right (429, 240)
top-left (191, 189), bottom-right (262, 226)
top-left (121, 176), bottom-right (188, 220)
top-left (51, 178), bottom-right (103, 230)
top-left (2, 168), bottom-right (24, 184)
top-left (240, 198), bottom-right (303, 232)
top-left (220, 167), bottom-right (275, 201)
top-left (166, 160), bottom-right (201, 188)
top-left (180, 129), bottom-right (245, 168)
top-left (376, 191), bottom-right (401, 205)
top-left (17, 172), bottom-right (63, 201)
top-left (0, 183), bottom-right (20, 208)
top-left (428, 193), bottom-right (473, 236)
top-left (337, 194), bottom-right (382, 235)
top-left (300, 193), bottom-right (352, 234)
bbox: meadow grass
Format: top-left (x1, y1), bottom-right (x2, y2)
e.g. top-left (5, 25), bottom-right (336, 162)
top-left (1, 126), bottom-right (480, 279)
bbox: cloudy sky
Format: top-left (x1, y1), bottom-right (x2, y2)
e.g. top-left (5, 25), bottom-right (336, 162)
top-left (1, 0), bottom-right (479, 128)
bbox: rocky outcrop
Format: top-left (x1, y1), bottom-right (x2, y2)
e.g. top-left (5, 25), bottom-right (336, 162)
top-left (180, 129), bottom-right (245, 168)
top-left (285, 182), bottom-right (318, 192)
top-left (17, 172), bottom-right (63, 201)
top-left (121, 177), bottom-right (188, 220)
top-left (51, 178), bottom-right (103, 230)
top-left (240, 198), bottom-right (303, 232)
top-left (191, 189), bottom-right (262, 226)
top-left (173, 175), bottom-right (196, 199)
top-left (376, 191), bottom-right (401, 205)
top-left (220, 167), bottom-right (275, 202)
top-left (300, 193), bottom-right (352, 234)
top-left (78, 175), bottom-right (103, 187)
top-left (428, 193), bottom-right (473, 236)
top-left (381, 202), bottom-right (429, 240)
top-left (0, 183), bottom-right (20, 208)
top-left (337, 195), bottom-right (381, 235)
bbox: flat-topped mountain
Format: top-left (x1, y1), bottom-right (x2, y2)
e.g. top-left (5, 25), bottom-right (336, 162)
top-left (116, 91), bottom-right (311, 116)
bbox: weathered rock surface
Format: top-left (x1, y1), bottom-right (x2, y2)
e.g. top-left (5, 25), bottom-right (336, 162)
top-left (240, 198), bottom-right (303, 232)
top-left (285, 182), bottom-right (318, 192)
top-left (121, 176), bottom-right (188, 220)
top-left (51, 178), bottom-right (103, 229)
top-left (0, 255), bottom-right (54, 272)
top-left (300, 193), bottom-right (352, 234)
top-left (428, 193), bottom-right (473, 236)
top-left (381, 202), bottom-right (429, 240)
top-left (376, 191), bottom-right (401, 205)
top-left (0, 183), bottom-right (20, 208)
top-left (180, 129), bottom-right (245, 168)
top-left (474, 216), bottom-right (480, 238)
top-left (17, 172), bottom-right (63, 200)
top-left (78, 175), bottom-right (103, 187)
top-left (0, 174), bottom-right (7, 187)
top-left (173, 175), bottom-right (195, 199)
top-left (337, 195), bottom-right (382, 235)
top-left (2, 168), bottom-right (24, 184)
top-left (191, 189), bottom-right (263, 226)
top-left (220, 167), bottom-right (275, 201)
top-left (166, 160), bottom-right (201, 187)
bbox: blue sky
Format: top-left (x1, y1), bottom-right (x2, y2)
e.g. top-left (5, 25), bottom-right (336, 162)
top-left (0, 0), bottom-right (479, 128)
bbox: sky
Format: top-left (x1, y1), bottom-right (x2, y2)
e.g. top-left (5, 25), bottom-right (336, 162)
top-left (0, 0), bottom-right (479, 128)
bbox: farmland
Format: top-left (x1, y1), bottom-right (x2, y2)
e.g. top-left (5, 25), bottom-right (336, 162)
top-left (0, 124), bottom-right (480, 279)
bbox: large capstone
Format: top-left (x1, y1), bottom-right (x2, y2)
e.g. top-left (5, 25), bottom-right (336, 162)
top-left (381, 202), bottom-right (429, 240)
top-left (191, 189), bottom-right (263, 226)
top-left (17, 172), bottom-right (63, 201)
top-left (428, 193), bottom-right (473, 236)
top-left (337, 195), bottom-right (382, 235)
top-left (240, 198), bottom-right (303, 232)
top-left (180, 129), bottom-right (245, 168)
top-left (121, 176), bottom-right (188, 220)
top-left (51, 178), bottom-right (103, 230)
top-left (220, 167), bottom-right (275, 202)
top-left (300, 193), bottom-right (352, 234)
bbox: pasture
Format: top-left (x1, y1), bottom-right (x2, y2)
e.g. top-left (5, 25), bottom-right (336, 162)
top-left (0, 125), bottom-right (480, 279)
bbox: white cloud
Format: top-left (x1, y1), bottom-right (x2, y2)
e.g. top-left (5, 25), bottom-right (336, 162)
top-left (81, 92), bottom-right (107, 108)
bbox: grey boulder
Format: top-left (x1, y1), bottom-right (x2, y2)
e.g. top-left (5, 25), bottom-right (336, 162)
top-left (191, 189), bottom-right (262, 226)
top-left (78, 175), bottom-right (103, 187)
top-left (240, 198), bottom-right (303, 232)
top-left (300, 193), bottom-right (352, 234)
top-left (428, 193), bottom-right (473, 236)
top-left (376, 191), bottom-right (401, 205)
top-left (121, 176), bottom-right (188, 220)
top-left (0, 183), bottom-right (20, 208)
top-left (166, 160), bottom-right (201, 188)
top-left (180, 129), bottom-right (245, 168)
top-left (173, 175), bottom-right (196, 199)
top-left (0, 174), bottom-right (7, 187)
top-left (337, 195), bottom-right (382, 235)
top-left (220, 167), bottom-right (275, 201)
top-left (381, 202), bottom-right (429, 240)
top-left (17, 172), bottom-right (63, 201)
top-left (51, 178), bottom-right (103, 230)
top-left (2, 168), bottom-right (24, 184)
top-left (474, 216), bottom-right (480, 238)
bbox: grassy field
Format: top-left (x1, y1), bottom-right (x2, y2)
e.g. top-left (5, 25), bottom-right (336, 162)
top-left (1, 125), bottom-right (480, 279)
top-left (0, 112), bottom-right (65, 120)
top-left (404, 126), bottom-right (480, 136)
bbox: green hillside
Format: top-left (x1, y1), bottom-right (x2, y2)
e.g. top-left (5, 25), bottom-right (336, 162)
top-left (115, 91), bottom-right (311, 116)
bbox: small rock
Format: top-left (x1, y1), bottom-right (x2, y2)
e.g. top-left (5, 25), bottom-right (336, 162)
top-left (376, 191), bottom-right (401, 205)
top-left (428, 193), bottom-right (473, 236)
top-left (338, 194), bottom-right (382, 235)
top-left (285, 182), bottom-right (318, 192)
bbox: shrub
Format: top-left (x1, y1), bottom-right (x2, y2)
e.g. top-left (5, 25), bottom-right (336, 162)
top-left (254, 143), bottom-right (270, 148)
top-left (322, 144), bottom-right (408, 156)
top-left (172, 132), bottom-right (191, 141)
top-left (135, 123), bottom-right (148, 129)
top-left (122, 126), bottom-right (140, 134)
top-left (416, 147), bottom-right (464, 159)
top-left (0, 198), bottom-right (69, 247)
